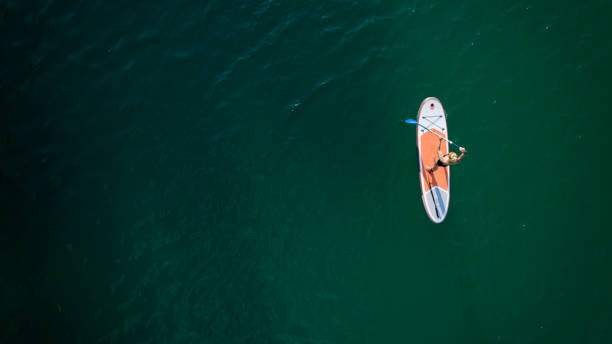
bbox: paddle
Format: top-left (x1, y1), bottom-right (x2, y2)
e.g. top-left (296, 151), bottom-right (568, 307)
top-left (404, 118), bottom-right (462, 150)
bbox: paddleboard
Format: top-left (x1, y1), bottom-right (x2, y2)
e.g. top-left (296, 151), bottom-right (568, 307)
top-left (417, 97), bottom-right (450, 223)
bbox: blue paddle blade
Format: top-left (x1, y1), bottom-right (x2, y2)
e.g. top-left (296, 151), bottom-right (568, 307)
top-left (404, 119), bottom-right (418, 124)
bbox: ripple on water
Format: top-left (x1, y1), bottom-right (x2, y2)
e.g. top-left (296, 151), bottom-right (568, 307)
top-left (136, 28), bottom-right (159, 41)
top-left (122, 59), bottom-right (136, 72)
top-left (167, 50), bottom-right (192, 59)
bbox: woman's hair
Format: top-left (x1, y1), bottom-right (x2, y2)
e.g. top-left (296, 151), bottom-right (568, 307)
top-left (449, 152), bottom-right (458, 162)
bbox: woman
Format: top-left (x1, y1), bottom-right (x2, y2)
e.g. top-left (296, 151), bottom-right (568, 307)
top-left (425, 137), bottom-right (466, 173)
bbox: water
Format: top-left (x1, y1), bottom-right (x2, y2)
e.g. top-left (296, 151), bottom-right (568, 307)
top-left (1, 1), bottom-right (611, 343)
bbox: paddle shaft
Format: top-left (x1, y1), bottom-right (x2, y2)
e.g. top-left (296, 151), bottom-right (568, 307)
top-left (404, 118), bottom-right (464, 150)
top-left (414, 122), bottom-right (461, 149)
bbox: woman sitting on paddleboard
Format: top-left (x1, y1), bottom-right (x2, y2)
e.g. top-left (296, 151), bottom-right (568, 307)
top-left (425, 137), bottom-right (466, 173)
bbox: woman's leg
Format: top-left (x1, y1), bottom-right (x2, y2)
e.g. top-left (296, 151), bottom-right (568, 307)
top-left (425, 157), bottom-right (438, 173)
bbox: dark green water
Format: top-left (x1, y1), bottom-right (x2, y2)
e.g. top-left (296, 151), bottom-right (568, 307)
top-left (2, 0), bottom-right (612, 343)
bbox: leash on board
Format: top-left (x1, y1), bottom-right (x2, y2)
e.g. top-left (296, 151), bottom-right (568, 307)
top-left (424, 168), bottom-right (440, 219)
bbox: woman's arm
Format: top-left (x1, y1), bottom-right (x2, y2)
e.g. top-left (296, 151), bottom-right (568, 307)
top-left (437, 138), bottom-right (444, 159)
top-left (457, 147), bottom-right (466, 161)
